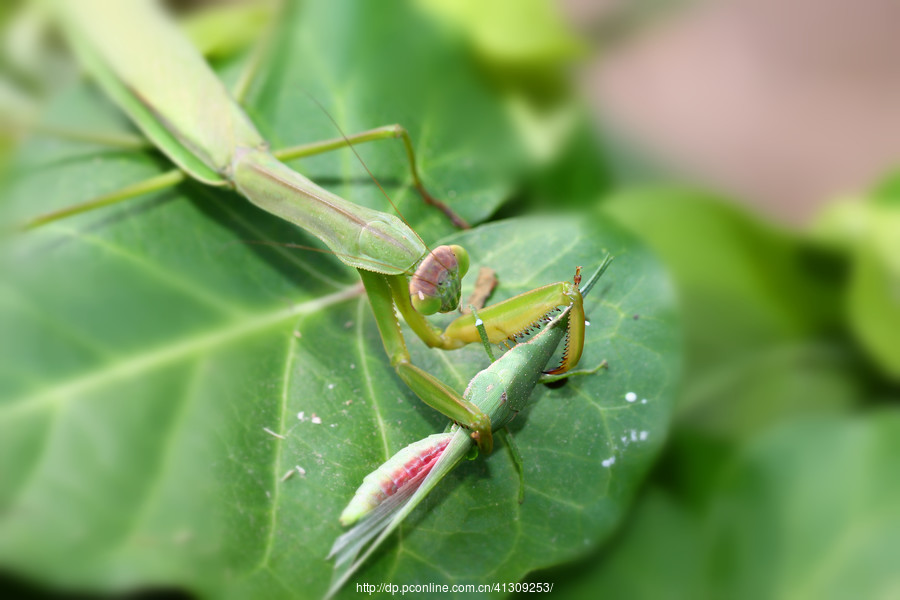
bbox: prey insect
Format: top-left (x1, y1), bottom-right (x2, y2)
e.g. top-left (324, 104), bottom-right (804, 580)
top-left (327, 258), bottom-right (612, 598)
top-left (44, 0), bottom-right (597, 452)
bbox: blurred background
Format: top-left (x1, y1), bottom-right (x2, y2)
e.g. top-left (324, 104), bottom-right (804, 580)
top-left (1, 0), bottom-right (898, 598)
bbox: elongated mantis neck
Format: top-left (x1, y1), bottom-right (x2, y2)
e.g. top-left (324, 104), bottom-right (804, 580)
top-left (229, 148), bottom-right (425, 274)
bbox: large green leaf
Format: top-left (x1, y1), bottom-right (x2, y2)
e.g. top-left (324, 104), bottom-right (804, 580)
top-left (0, 211), bottom-right (678, 597)
top-left (0, 1), bottom-right (679, 597)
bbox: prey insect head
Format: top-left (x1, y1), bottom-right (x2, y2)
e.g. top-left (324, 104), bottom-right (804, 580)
top-left (409, 245), bottom-right (470, 314)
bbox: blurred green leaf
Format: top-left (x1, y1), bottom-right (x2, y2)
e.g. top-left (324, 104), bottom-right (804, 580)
top-left (602, 187), bottom-right (851, 436)
top-left (416, 0), bottom-right (586, 64)
top-left (869, 170), bottom-right (900, 206)
top-left (814, 191), bottom-right (900, 379)
top-left (546, 411), bottom-right (900, 600)
top-left (848, 243), bottom-right (900, 378)
top-left (676, 341), bottom-right (861, 437)
top-left (543, 488), bottom-right (706, 600)
top-left (604, 187), bottom-right (838, 341)
top-left (708, 412), bottom-right (900, 600)
top-left (0, 0), bottom-right (679, 596)
top-left (522, 122), bottom-right (613, 210)
top-left (415, 0), bottom-right (586, 163)
top-left (181, 1), bottom-right (275, 60)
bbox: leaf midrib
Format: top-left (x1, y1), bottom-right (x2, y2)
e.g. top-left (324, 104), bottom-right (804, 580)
top-left (1, 284), bottom-right (364, 418)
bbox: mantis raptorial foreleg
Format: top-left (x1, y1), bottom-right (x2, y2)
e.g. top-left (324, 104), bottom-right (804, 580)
top-left (326, 258), bottom-right (612, 598)
top-left (358, 268), bottom-right (493, 451)
top-left (361, 259), bottom-right (613, 455)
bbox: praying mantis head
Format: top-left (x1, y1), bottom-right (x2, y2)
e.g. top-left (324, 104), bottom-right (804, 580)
top-left (408, 245), bottom-right (470, 315)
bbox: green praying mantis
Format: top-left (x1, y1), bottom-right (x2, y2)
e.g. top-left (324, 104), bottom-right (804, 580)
top-left (39, 0), bottom-right (599, 454)
top-left (327, 259), bottom-right (612, 597)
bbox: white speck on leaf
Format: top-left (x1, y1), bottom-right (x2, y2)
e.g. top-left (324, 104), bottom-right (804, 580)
top-left (281, 469), bottom-right (295, 482)
top-left (328, 383), bottom-right (335, 390)
top-left (625, 392), bottom-right (637, 402)
top-left (640, 431), bottom-right (649, 441)
top-left (630, 430), bottom-right (638, 442)
top-left (311, 414), bottom-right (322, 425)
top-left (641, 398), bottom-right (648, 404)
top-left (297, 411), bottom-right (305, 421)
top-left (602, 457), bottom-right (616, 467)
top-left (296, 466), bottom-right (306, 477)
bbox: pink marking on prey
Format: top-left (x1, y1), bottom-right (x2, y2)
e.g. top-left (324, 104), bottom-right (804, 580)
top-left (339, 432), bottom-right (456, 526)
top-left (374, 437), bottom-right (451, 502)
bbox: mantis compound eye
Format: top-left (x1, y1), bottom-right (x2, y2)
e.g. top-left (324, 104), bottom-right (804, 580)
top-left (409, 245), bottom-right (470, 314)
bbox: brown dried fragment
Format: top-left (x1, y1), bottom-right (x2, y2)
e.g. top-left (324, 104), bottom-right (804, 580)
top-left (460, 267), bottom-right (498, 314)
